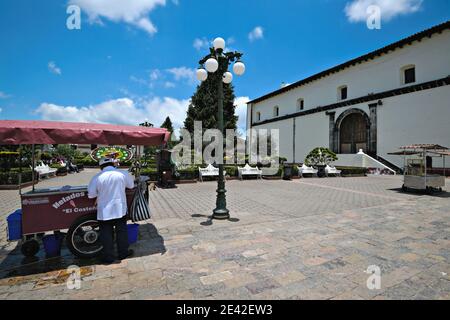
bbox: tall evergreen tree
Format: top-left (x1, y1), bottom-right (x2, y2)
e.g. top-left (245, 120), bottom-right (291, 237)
top-left (161, 116), bottom-right (174, 134)
top-left (160, 116), bottom-right (176, 149)
top-left (184, 71), bottom-right (238, 134)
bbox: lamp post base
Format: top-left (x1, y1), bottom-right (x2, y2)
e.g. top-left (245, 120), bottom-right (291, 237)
top-left (212, 208), bottom-right (230, 220)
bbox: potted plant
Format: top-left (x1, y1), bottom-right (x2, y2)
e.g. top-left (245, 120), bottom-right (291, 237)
top-left (304, 147), bottom-right (338, 178)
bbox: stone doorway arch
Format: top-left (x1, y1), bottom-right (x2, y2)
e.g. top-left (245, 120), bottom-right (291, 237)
top-left (335, 108), bottom-right (371, 154)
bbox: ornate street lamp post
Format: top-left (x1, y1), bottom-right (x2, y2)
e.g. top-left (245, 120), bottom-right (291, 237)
top-left (196, 37), bottom-right (246, 220)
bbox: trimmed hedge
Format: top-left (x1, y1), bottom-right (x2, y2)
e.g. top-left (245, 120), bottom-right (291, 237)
top-left (141, 167), bottom-right (158, 181)
top-left (177, 167), bottom-right (198, 180)
top-left (0, 170), bottom-right (33, 185)
top-left (76, 156), bottom-right (97, 166)
top-left (224, 166), bottom-right (238, 177)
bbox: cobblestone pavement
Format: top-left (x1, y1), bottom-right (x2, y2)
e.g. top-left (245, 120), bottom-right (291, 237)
top-left (0, 170), bottom-right (449, 300)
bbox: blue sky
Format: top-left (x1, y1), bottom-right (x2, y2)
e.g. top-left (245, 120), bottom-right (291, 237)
top-left (0, 0), bottom-right (449, 133)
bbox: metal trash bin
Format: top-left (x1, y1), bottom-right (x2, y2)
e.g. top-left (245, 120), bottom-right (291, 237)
top-left (316, 165), bottom-right (326, 178)
top-left (283, 165), bottom-right (293, 180)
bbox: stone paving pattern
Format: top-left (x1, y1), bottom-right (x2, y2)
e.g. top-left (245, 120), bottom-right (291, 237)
top-left (0, 169), bottom-right (449, 299)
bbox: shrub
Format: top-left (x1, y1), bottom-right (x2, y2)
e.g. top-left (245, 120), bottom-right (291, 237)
top-left (53, 144), bottom-right (82, 160)
top-left (0, 170), bottom-right (33, 185)
top-left (56, 166), bottom-right (68, 175)
top-left (177, 166), bottom-right (198, 180)
top-left (140, 167), bottom-right (157, 178)
top-left (141, 167), bottom-right (158, 176)
top-left (305, 147), bottom-right (338, 166)
top-left (77, 155), bottom-right (97, 166)
top-left (40, 152), bottom-right (52, 161)
top-left (224, 166), bottom-right (238, 177)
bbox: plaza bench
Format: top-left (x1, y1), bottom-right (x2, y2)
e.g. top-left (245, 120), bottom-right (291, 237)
top-left (198, 164), bottom-right (226, 182)
top-left (325, 165), bottom-right (342, 177)
top-left (32, 162), bottom-right (57, 179)
top-left (299, 164), bottom-right (318, 178)
top-left (238, 164), bottom-right (262, 180)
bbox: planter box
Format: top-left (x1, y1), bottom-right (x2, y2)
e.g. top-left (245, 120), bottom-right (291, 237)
top-left (262, 176), bottom-right (282, 180)
top-left (175, 179), bottom-right (197, 184)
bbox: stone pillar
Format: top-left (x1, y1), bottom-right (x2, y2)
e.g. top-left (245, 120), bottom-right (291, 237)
top-left (369, 103), bottom-right (378, 154)
top-left (326, 112), bottom-right (336, 153)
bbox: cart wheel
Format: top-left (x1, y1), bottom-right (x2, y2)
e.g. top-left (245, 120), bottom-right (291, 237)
top-left (21, 239), bottom-right (40, 257)
top-left (67, 214), bottom-right (103, 259)
top-left (401, 184), bottom-right (407, 192)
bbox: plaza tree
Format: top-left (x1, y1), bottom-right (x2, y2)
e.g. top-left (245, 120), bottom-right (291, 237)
top-left (160, 116), bottom-right (176, 149)
top-left (184, 71), bottom-right (238, 134)
top-left (161, 116), bottom-right (174, 134)
top-left (304, 147), bottom-right (338, 166)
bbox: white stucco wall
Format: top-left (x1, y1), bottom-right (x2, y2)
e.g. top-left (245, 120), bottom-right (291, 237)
top-left (251, 118), bottom-right (294, 162)
top-left (294, 113), bottom-right (329, 163)
top-left (377, 86), bottom-right (450, 168)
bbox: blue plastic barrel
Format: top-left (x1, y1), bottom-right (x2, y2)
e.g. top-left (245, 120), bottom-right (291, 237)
top-left (42, 234), bottom-right (62, 257)
top-left (127, 224), bottom-right (139, 244)
top-left (7, 209), bottom-right (22, 241)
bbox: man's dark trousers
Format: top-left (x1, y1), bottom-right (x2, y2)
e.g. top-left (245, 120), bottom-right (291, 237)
top-left (99, 216), bottom-right (129, 262)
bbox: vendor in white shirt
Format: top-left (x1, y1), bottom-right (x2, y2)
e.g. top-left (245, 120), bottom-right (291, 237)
top-left (88, 157), bottom-right (134, 264)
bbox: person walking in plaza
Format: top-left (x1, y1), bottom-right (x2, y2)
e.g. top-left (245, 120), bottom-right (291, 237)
top-left (88, 157), bottom-right (135, 264)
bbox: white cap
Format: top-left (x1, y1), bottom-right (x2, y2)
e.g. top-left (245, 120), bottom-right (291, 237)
top-left (99, 157), bottom-right (114, 166)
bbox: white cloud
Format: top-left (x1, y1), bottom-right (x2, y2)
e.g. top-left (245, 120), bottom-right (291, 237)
top-left (234, 96), bottom-right (250, 135)
top-left (248, 26), bottom-right (264, 42)
top-left (35, 96), bottom-right (190, 132)
top-left (0, 107), bottom-right (3, 113)
top-left (167, 67), bottom-right (196, 84)
top-left (34, 95), bottom-right (250, 138)
top-left (0, 91), bottom-right (10, 99)
top-left (129, 67), bottom-right (195, 89)
top-left (48, 61), bottom-right (62, 75)
top-left (130, 69), bottom-right (161, 88)
top-left (149, 69), bottom-right (161, 81)
top-left (345, 0), bottom-right (423, 22)
top-left (69, 0), bottom-right (167, 35)
top-left (164, 81), bottom-right (176, 88)
top-left (193, 37), bottom-right (210, 51)
top-left (130, 75), bottom-right (147, 86)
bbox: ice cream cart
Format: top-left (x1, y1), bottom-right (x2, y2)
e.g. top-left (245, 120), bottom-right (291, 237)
top-left (388, 144), bottom-right (448, 193)
top-left (0, 120), bottom-right (169, 258)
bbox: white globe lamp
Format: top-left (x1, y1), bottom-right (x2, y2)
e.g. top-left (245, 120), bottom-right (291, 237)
top-left (213, 37), bottom-right (226, 50)
top-left (233, 61), bottom-right (246, 76)
top-left (196, 68), bottom-right (208, 82)
top-left (205, 58), bottom-right (219, 73)
top-left (222, 72), bottom-right (233, 84)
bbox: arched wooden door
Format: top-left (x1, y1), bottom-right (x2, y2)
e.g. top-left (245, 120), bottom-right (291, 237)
top-left (339, 113), bottom-right (368, 153)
